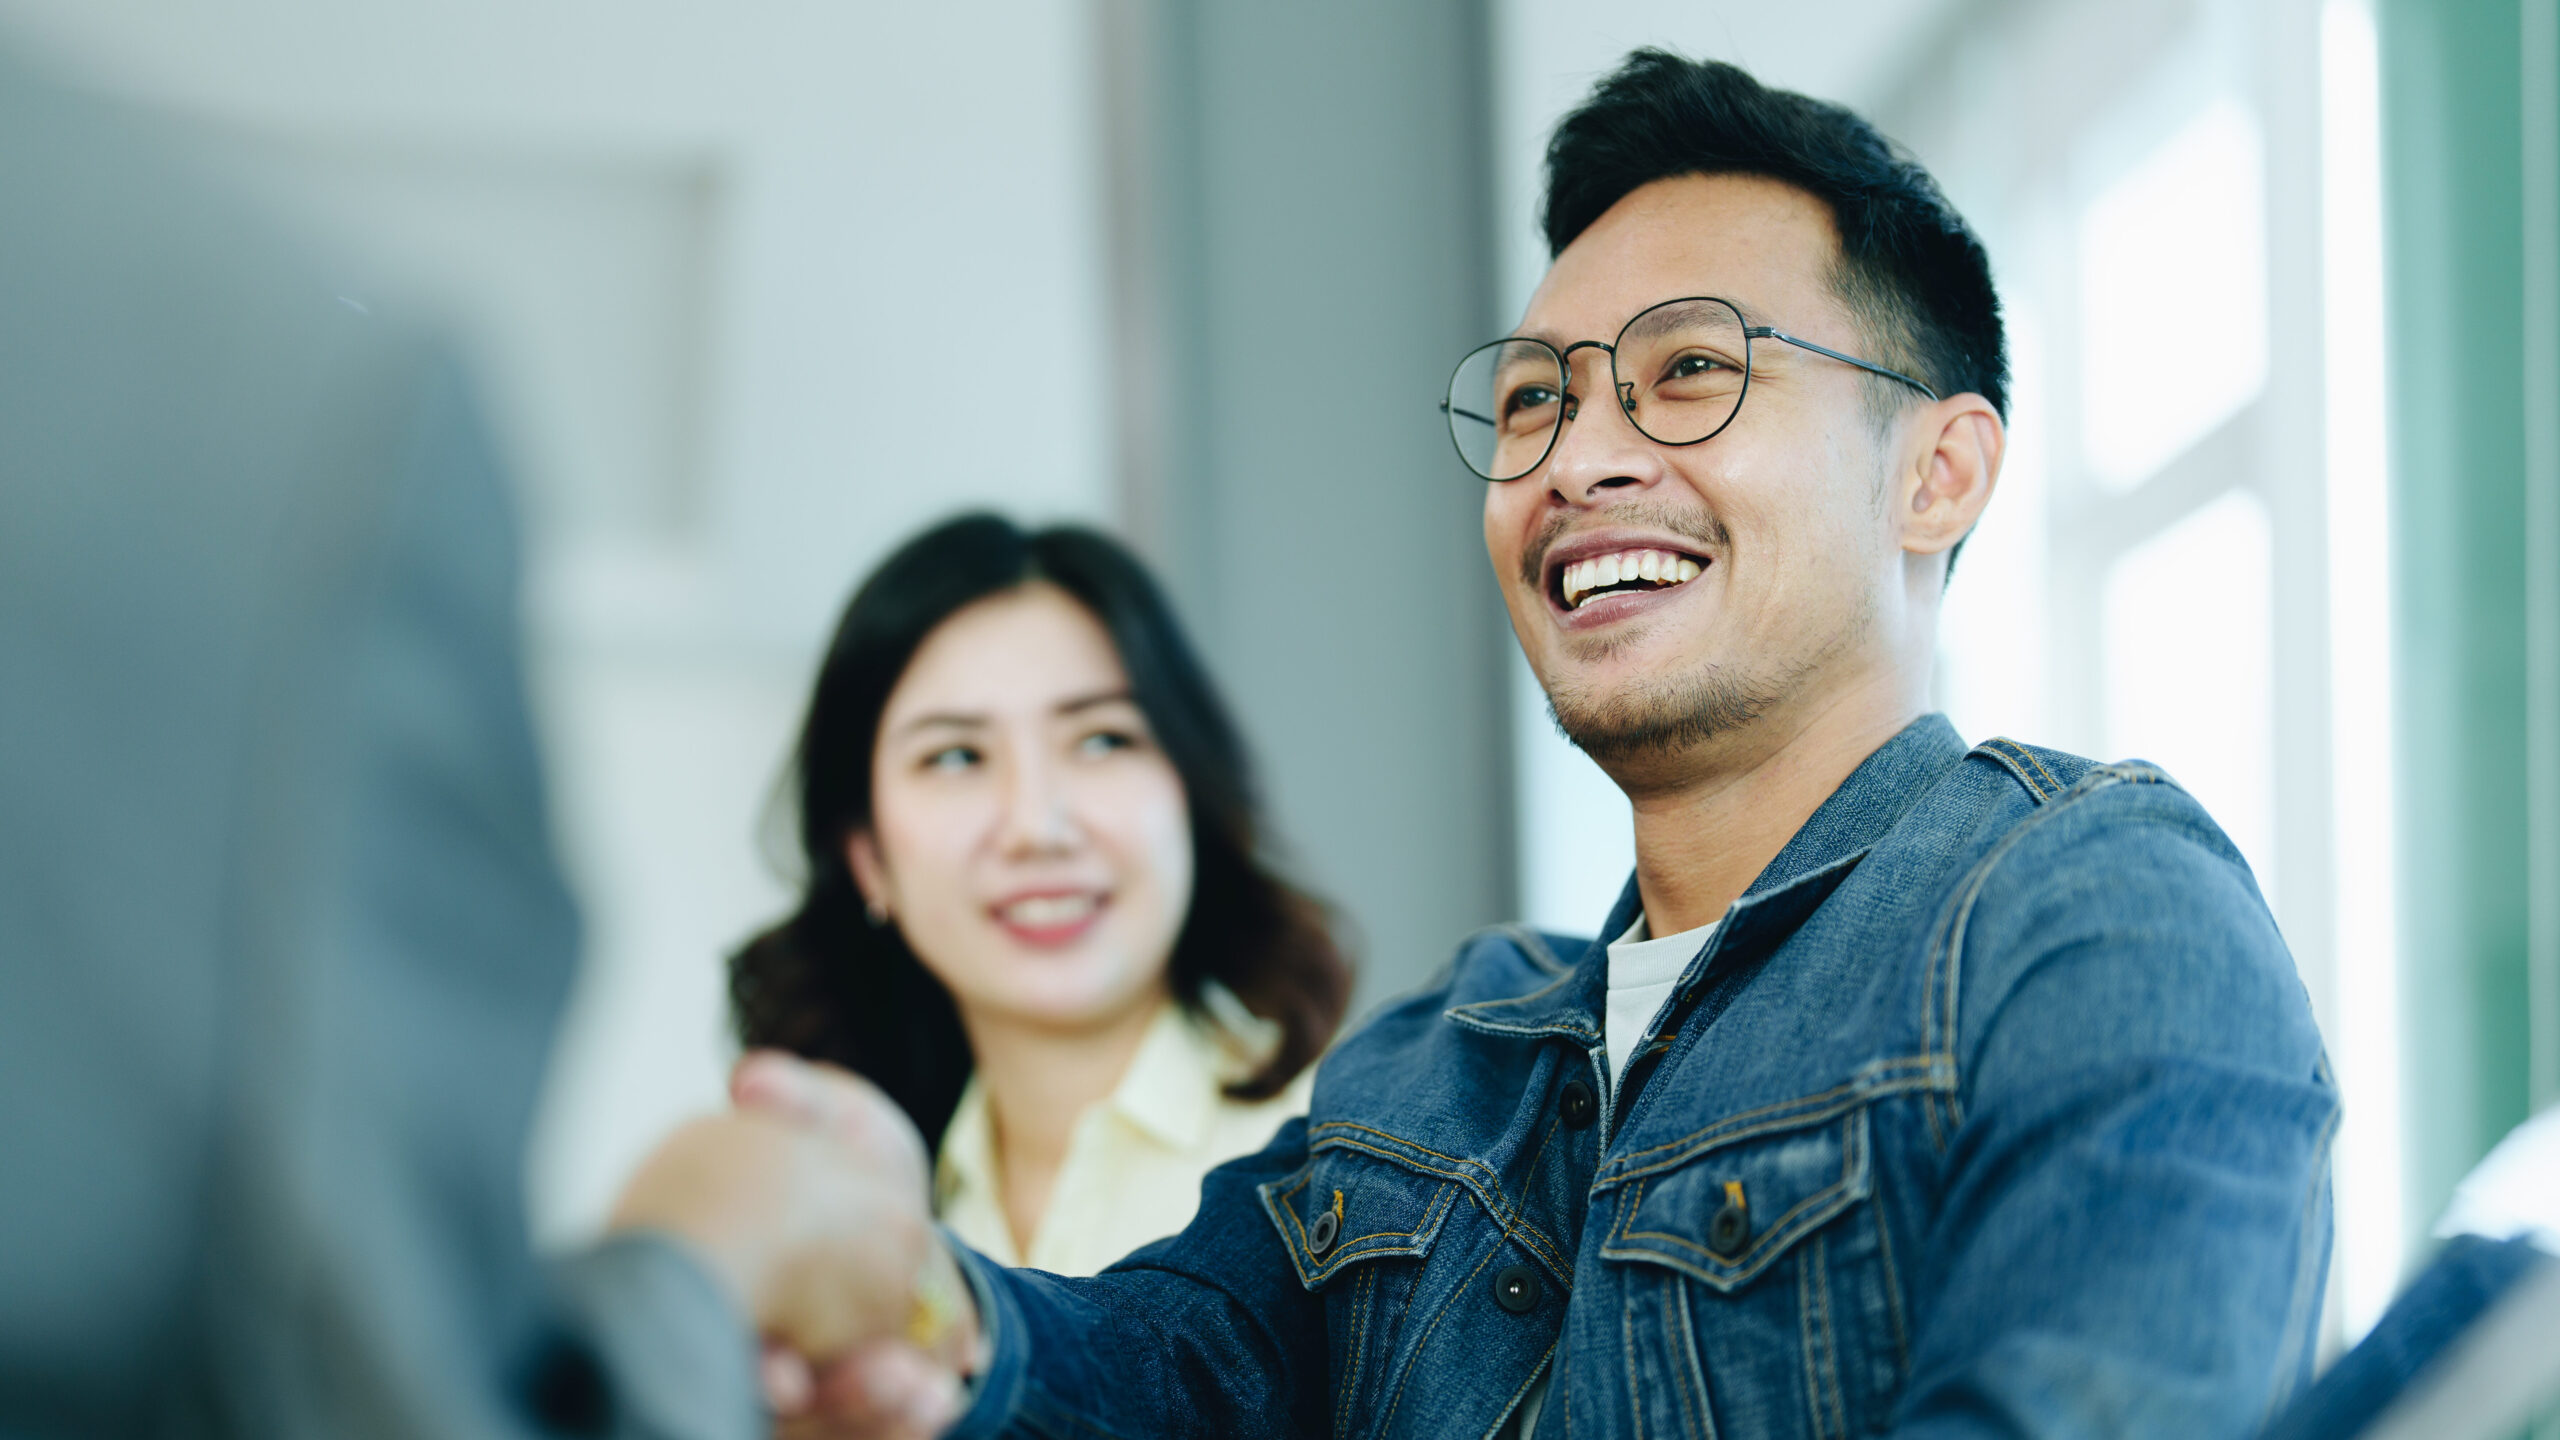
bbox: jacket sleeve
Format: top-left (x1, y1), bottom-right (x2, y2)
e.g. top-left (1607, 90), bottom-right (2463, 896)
top-left (945, 1116), bottom-right (1330, 1439)
top-left (548, 1237), bottom-right (763, 1440)
top-left (1887, 777), bottom-right (2338, 1439)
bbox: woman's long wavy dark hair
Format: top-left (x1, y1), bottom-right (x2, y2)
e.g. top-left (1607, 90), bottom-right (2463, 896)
top-left (729, 513), bottom-right (1353, 1156)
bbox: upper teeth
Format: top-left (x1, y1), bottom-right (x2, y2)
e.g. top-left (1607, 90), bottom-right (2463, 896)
top-left (1561, 549), bottom-right (1703, 609)
top-left (999, 893), bottom-right (1099, 927)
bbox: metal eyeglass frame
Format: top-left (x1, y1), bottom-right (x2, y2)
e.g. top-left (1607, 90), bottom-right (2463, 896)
top-left (1439, 295), bottom-right (1942, 482)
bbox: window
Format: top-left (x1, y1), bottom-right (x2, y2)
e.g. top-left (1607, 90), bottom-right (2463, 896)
top-left (2079, 99), bottom-right (2270, 491)
top-left (1907, 0), bottom-right (2400, 1344)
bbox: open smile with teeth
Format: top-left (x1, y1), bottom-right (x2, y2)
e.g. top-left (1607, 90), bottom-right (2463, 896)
top-left (996, 892), bottom-right (1102, 928)
top-left (1558, 548), bottom-right (1705, 611)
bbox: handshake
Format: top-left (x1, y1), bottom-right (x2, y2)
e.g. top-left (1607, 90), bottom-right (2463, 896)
top-left (611, 1051), bottom-right (981, 1439)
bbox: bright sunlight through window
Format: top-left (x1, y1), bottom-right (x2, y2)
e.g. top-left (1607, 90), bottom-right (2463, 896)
top-left (2100, 488), bottom-right (2280, 916)
top-left (2321, 0), bottom-right (2403, 1342)
top-left (2080, 99), bottom-right (2270, 491)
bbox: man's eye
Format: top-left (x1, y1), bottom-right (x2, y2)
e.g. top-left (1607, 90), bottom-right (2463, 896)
top-left (923, 745), bottom-right (980, 772)
top-left (1650, 350), bottom-right (1745, 402)
top-left (1502, 384), bottom-right (1560, 417)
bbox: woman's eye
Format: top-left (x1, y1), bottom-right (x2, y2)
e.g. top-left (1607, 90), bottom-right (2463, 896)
top-left (1076, 729), bottom-right (1139, 758)
top-left (1666, 352), bottom-right (1730, 379)
top-left (923, 745), bottom-right (980, 772)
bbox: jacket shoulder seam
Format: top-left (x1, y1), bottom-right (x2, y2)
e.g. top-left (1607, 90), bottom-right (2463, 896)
top-left (1972, 735), bottom-right (2066, 802)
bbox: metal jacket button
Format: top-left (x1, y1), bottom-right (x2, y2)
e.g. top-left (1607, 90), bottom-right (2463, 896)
top-left (1708, 1179), bottom-right (1751, 1257)
top-left (1307, 1191), bottom-right (1342, 1256)
top-left (1307, 1209), bottom-right (1338, 1256)
top-left (1493, 1264), bottom-right (1543, 1313)
top-left (1558, 1078), bottom-right (1596, 1130)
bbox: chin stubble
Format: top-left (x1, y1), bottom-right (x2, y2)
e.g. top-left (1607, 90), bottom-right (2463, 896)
top-left (1542, 564), bottom-right (1880, 768)
top-left (1525, 505), bottom-right (1766, 763)
top-left (1544, 661), bottom-right (1785, 765)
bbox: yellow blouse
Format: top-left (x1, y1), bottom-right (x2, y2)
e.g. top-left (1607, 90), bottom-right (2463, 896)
top-left (933, 990), bottom-right (1312, 1276)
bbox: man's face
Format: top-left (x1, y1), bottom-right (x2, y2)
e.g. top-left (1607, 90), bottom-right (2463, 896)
top-left (1485, 172), bottom-right (1916, 777)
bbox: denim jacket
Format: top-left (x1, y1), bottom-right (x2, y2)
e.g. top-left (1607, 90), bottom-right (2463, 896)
top-left (948, 716), bottom-right (2338, 1439)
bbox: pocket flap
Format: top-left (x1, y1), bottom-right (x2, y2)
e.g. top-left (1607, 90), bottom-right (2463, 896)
top-left (1258, 1143), bottom-right (1462, 1288)
top-left (1600, 1104), bottom-right (1870, 1291)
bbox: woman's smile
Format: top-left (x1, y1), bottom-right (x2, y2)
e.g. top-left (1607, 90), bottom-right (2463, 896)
top-left (989, 888), bottom-right (1111, 948)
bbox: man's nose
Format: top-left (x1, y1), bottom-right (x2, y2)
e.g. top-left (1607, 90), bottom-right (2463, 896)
top-left (1543, 351), bottom-right (1664, 504)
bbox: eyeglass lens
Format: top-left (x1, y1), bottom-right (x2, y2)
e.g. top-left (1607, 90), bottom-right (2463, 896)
top-left (1444, 297), bottom-right (1752, 481)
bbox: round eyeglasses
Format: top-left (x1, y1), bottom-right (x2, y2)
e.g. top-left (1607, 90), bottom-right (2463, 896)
top-left (1439, 296), bottom-right (1941, 482)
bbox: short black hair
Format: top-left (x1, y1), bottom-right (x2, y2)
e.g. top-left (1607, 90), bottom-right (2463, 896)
top-left (1543, 49), bottom-right (2007, 428)
top-left (729, 513), bottom-right (1352, 1156)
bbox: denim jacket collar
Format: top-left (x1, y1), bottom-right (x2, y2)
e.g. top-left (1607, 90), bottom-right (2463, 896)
top-left (1447, 713), bottom-right (1970, 1045)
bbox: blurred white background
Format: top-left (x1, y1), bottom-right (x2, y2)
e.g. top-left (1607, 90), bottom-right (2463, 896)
top-left (0, 0), bottom-right (1116, 1242)
top-left (0, 0), bottom-right (2417, 1349)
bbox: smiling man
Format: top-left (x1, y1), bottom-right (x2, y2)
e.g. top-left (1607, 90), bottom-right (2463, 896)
top-left (754, 50), bottom-right (2338, 1440)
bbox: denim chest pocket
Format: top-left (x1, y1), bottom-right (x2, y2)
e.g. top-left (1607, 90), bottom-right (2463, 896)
top-left (1600, 1103), bottom-right (1905, 1440)
top-left (1258, 1141), bottom-right (1461, 1287)
top-left (1260, 1141), bottom-right (1477, 1438)
top-left (1601, 1102), bottom-right (1871, 1289)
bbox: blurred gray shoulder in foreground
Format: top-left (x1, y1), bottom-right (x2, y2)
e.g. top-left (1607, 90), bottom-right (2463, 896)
top-left (0, 45), bottom-right (753, 1440)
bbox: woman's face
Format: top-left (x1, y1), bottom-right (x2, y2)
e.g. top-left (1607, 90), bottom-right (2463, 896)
top-left (848, 582), bottom-right (1194, 1035)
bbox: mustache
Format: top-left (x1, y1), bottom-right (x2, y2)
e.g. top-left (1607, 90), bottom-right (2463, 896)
top-left (1517, 505), bottom-right (1732, 592)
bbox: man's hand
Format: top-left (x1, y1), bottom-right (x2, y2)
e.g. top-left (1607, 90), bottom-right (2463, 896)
top-left (609, 1107), bottom-right (924, 1356)
top-left (607, 1051), bottom-right (976, 1436)
top-left (764, 1339), bottom-right (966, 1440)
top-left (730, 1051), bottom-right (985, 1437)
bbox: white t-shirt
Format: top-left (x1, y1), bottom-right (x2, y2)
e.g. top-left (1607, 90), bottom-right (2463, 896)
top-left (1508, 911), bottom-right (1720, 1440)
top-left (1602, 912), bottom-right (1720, 1098)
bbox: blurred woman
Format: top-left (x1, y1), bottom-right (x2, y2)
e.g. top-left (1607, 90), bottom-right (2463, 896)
top-left (730, 513), bottom-right (1352, 1275)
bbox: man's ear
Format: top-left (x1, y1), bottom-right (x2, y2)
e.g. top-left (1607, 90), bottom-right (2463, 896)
top-left (844, 829), bottom-right (892, 922)
top-left (1898, 394), bottom-right (2004, 557)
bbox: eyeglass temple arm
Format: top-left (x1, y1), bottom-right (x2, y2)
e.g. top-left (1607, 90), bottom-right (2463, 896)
top-left (1746, 326), bottom-right (1940, 402)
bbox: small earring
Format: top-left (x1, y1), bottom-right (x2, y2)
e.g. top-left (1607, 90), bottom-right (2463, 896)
top-left (865, 898), bottom-right (890, 927)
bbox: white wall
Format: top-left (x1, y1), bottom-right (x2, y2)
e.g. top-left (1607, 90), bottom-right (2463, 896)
top-left (0, 0), bottom-right (1116, 1243)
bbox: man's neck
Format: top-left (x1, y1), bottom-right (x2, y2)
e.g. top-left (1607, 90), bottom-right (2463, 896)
top-left (1619, 684), bottom-right (1924, 936)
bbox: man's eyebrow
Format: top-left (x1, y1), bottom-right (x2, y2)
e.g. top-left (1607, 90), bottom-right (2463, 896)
top-left (1509, 295), bottom-right (1775, 348)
